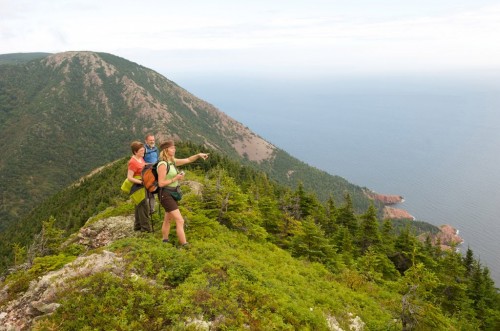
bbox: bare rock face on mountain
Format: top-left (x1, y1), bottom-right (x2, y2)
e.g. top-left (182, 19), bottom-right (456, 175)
top-left (365, 191), bottom-right (404, 205)
top-left (41, 51), bottom-right (277, 164)
top-left (0, 214), bottom-right (135, 330)
top-left (365, 190), bottom-right (414, 220)
top-left (368, 189), bottom-right (463, 251)
top-left (416, 224), bottom-right (463, 252)
top-left (0, 250), bottom-right (124, 331)
top-left (433, 225), bottom-right (463, 251)
top-left (64, 215), bottom-right (136, 249)
top-left (383, 206), bottom-right (415, 220)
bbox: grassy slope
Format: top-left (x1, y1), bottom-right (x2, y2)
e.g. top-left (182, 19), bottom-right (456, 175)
top-left (0, 146), bottom-right (480, 330)
top-left (3, 208), bottom-right (400, 330)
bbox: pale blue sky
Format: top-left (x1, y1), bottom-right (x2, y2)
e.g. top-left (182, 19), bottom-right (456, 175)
top-left (1, 0), bottom-right (500, 78)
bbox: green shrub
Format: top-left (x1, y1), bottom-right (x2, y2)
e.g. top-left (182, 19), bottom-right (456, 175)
top-left (32, 272), bottom-right (171, 331)
top-left (3, 253), bottom-right (76, 302)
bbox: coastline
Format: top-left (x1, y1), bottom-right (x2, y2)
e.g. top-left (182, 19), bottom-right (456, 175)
top-left (364, 189), bottom-right (415, 220)
top-left (364, 190), bottom-right (405, 205)
top-left (382, 206), bottom-right (415, 220)
top-left (365, 189), bottom-right (463, 250)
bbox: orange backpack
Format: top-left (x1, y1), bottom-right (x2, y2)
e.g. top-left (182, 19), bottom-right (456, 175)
top-left (141, 162), bottom-right (167, 194)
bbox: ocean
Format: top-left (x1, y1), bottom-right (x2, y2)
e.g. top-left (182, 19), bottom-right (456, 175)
top-left (172, 72), bottom-right (500, 285)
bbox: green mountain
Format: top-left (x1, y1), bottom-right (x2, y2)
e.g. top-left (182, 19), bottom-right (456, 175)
top-left (0, 51), bottom-right (371, 233)
top-left (1, 146), bottom-right (499, 330)
top-left (0, 53), bottom-right (51, 65)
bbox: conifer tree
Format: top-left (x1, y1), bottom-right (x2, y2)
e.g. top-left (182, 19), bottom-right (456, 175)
top-left (356, 246), bottom-right (399, 281)
top-left (321, 195), bottom-right (338, 238)
top-left (41, 216), bottom-right (65, 256)
top-left (336, 226), bottom-right (355, 265)
top-left (392, 225), bottom-right (420, 274)
top-left (381, 218), bottom-right (396, 252)
top-left (290, 216), bottom-right (334, 264)
top-left (398, 263), bottom-right (443, 331)
top-left (467, 263), bottom-right (500, 328)
top-left (357, 203), bottom-right (381, 254)
top-left (201, 167), bottom-right (232, 224)
top-left (336, 192), bottom-right (358, 235)
top-left (12, 243), bottom-right (26, 266)
top-left (422, 235), bottom-right (435, 258)
top-left (435, 250), bottom-right (469, 315)
top-left (279, 189), bottom-right (301, 221)
top-left (463, 246), bottom-right (475, 277)
top-left (255, 188), bottom-right (284, 238)
top-left (293, 182), bottom-right (323, 222)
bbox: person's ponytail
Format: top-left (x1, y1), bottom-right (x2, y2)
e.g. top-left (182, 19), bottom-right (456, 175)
top-left (160, 149), bottom-right (168, 161)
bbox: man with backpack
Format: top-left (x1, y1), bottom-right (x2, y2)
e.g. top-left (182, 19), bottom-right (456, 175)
top-left (144, 133), bottom-right (159, 164)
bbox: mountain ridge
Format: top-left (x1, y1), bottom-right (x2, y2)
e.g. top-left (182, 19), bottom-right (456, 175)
top-left (0, 51), bottom-right (371, 232)
top-left (0, 53), bottom-right (51, 65)
top-left (40, 51), bottom-right (276, 163)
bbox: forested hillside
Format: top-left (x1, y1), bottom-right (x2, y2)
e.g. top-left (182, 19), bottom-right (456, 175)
top-left (0, 51), bottom-right (372, 233)
top-left (1, 142), bottom-right (499, 330)
top-left (0, 53), bottom-right (50, 65)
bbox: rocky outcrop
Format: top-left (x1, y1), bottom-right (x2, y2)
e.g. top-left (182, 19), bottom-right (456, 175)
top-left (365, 190), bottom-right (413, 220)
top-left (0, 215), bottom-right (137, 330)
top-left (365, 191), bottom-right (404, 205)
top-left (419, 225), bottom-right (463, 251)
top-left (370, 190), bottom-right (463, 251)
top-left (64, 215), bottom-right (136, 249)
top-left (0, 250), bottom-right (124, 331)
top-left (383, 207), bottom-right (415, 220)
top-left (373, 191), bottom-right (463, 250)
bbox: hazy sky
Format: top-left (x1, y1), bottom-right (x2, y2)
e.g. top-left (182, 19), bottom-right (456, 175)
top-left (2, 0), bottom-right (500, 78)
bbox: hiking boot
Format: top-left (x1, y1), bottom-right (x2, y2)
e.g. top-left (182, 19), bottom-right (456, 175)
top-left (179, 242), bottom-right (191, 249)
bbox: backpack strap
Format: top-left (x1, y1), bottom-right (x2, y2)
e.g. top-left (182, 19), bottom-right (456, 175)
top-left (157, 161), bottom-right (171, 196)
top-left (129, 175), bottom-right (143, 195)
top-left (157, 161), bottom-right (170, 174)
top-left (145, 145), bottom-right (158, 156)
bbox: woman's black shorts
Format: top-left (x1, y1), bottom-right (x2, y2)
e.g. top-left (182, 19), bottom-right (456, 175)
top-left (160, 189), bottom-right (178, 212)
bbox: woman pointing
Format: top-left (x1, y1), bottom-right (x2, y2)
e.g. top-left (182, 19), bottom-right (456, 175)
top-left (157, 140), bottom-right (209, 247)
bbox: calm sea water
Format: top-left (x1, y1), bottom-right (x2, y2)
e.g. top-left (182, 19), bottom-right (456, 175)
top-left (173, 72), bottom-right (500, 285)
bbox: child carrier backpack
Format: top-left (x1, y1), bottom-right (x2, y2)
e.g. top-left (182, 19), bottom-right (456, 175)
top-left (141, 162), bottom-right (170, 194)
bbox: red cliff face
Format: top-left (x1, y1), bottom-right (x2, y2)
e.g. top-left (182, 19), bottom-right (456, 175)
top-left (437, 225), bottom-right (464, 249)
top-left (364, 190), bottom-right (463, 251)
top-left (418, 224), bottom-right (463, 251)
top-left (365, 191), bottom-right (404, 205)
top-left (365, 190), bottom-right (413, 220)
top-left (383, 206), bottom-right (415, 220)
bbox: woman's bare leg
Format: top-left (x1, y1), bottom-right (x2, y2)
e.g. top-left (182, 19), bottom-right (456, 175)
top-left (169, 209), bottom-right (187, 244)
top-left (163, 209), bottom-right (187, 244)
top-left (162, 212), bottom-right (172, 240)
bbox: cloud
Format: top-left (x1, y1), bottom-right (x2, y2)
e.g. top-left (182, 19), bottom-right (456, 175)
top-left (1, 1), bottom-right (499, 75)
